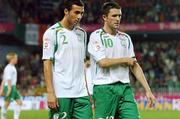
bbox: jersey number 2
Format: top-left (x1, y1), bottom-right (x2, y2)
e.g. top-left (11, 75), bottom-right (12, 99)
top-left (61, 35), bottom-right (68, 44)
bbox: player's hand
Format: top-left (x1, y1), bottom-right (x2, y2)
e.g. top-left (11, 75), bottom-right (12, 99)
top-left (146, 91), bottom-right (156, 108)
top-left (47, 92), bottom-right (59, 110)
top-left (125, 58), bottom-right (137, 66)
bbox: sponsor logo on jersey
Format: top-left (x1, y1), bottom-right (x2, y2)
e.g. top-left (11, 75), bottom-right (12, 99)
top-left (93, 41), bottom-right (101, 51)
top-left (121, 38), bottom-right (127, 48)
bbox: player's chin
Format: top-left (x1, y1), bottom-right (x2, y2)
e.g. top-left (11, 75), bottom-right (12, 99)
top-left (73, 21), bottom-right (80, 25)
top-left (114, 24), bottom-right (119, 29)
top-left (113, 26), bottom-right (119, 30)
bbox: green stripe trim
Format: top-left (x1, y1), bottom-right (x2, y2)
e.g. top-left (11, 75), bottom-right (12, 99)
top-left (58, 22), bottom-right (63, 28)
top-left (51, 22), bottom-right (63, 30)
top-left (100, 29), bottom-right (105, 46)
top-left (52, 22), bottom-right (64, 65)
top-left (52, 30), bottom-right (58, 66)
top-left (124, 35), bottom-right (131, 49)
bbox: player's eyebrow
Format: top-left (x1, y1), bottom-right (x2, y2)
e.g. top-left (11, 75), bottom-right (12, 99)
top-left (112, 14), bottom-right (121, 17)
top-left (75, 10), bottom-right (84, 14)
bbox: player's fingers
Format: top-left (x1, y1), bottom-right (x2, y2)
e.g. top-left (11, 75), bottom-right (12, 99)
top-left (149, 99), bottom-right (153, 107)
top-left (151, 97), bottom-right (156, 106)
top-left (48, 102), bottom-right (57, 109)
top-left (149, 97), bottom-right (155, 107)
top-left (56, 101), bottom-right (59, 107)
top-left (147, 97), bottom-right (152, 107)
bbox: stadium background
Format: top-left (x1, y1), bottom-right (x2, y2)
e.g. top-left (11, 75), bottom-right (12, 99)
top-left (0, 0), bottom-right (180, 119)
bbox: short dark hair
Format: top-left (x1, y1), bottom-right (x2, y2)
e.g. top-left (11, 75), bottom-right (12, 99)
top-left (101, 2), bottom-right (121, 16)
top-left (63, 0), bottom-right (84, 11)
top-left (58, 0), bottom-right (84, 20)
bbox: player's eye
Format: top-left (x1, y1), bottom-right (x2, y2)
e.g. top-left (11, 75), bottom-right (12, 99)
top-left (75, 11), bottom-right (81, 15)
top-left (112, 15), bottom-right (118, 17)
top-left (112, 14), bottom-right (121, 18)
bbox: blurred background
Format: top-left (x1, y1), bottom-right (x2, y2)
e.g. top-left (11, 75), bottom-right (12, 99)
top-left (0, 0), bottom-right (180, 119)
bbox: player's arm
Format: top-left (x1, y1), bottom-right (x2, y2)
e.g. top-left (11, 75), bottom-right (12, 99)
top-left (128, 35), bottom-right (155, 107)
top-left (6, 80), bottom-right (12, 97)
top-left (0, 80), bottom-right (5, 96)
top-left (43, 60), bottom-right (54, 93)
top-left (88, 33), bottom-right (136, 68)
top-left (130, 62), bottom-right (156, 107)
top-left (97, 57), bottom-right (136, 68)
top-left (43, 59), bottom-right (58, 109)
top-left (42, 29), bottom-right (58, 109)
top-left (2, 67), bottom-right (13, 96)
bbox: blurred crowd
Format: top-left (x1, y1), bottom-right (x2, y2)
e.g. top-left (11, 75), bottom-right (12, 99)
top-left (132, 40), bottom-right (180, 94)
top-left (0, 40), bottom-right (179, 96)
top-left (121, 0), bottom-right (180, 24)
top-left (0, 0), bottom-right (179, 24)
top-left (16, 53), bottom-right (45, 96)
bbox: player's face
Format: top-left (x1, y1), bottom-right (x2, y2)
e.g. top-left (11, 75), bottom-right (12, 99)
top-left (12, 55), bottom-right (18, 64)
top-left (104, 8), bottom-right (122, 30)
top-left (66, 5), bottom-right (84, 26)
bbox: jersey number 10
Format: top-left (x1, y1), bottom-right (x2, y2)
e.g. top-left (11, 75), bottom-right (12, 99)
top-left (102, 38), bottom-right (113, 48)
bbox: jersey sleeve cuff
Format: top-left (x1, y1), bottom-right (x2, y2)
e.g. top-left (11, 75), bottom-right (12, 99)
top-left (95, 55), bottom-right (106, 62)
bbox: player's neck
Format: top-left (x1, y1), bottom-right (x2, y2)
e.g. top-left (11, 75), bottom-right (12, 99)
top-left (9, 62), bottom-right (14, 65)
top-left (60, 18), bottom-right (74, 31)
top-left (103, 25), bottom-right (117, 36)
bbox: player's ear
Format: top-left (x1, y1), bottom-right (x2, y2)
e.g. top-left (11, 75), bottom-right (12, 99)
top-left (64, 8), bottom-right (69, 15)
top-left (102, 15), bottom-right (107, 22)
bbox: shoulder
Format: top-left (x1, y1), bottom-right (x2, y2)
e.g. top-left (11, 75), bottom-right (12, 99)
top-left (118, 31), bottom-right (134, 49)
top-left (75, 26), bottom-right (87, 36)
top-left (90, 29), bottom-right (103, 38)
top-left (118, 31), bottom-right (131, 40)
top-left (4, 64), bottom-right (13, 72)
top-left (75, 26), bottom-right (86, 32)
top-left (43, 23), bottom-right (63, 37)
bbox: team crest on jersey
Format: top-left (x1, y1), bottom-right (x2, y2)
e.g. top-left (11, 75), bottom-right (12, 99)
top-left (76, 33), bottom-right (83, 42)
top-left (43, 38), bottom-right (50, 50)
top-left (53, 113), bottom-right (59, 119)
top-left (121, 39), bottom-right (127, 48)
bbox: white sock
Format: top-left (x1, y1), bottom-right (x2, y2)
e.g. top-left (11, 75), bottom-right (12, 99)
top-left (1, 106), bottom-right (7, 119)
top-left (14, 105), bottom-right (21, 119)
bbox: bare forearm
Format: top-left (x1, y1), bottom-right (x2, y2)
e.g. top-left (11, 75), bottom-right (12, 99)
top-left (98, 57), bottom-right (135, 68)
top-left (0, 80), bottom-right (4, 89)
top-left (43, 60), bottom-right (54, 93)
top-left (131, 63), bottom-right (151, 92)
top-left (7, 80), bottom-right (12, 94)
